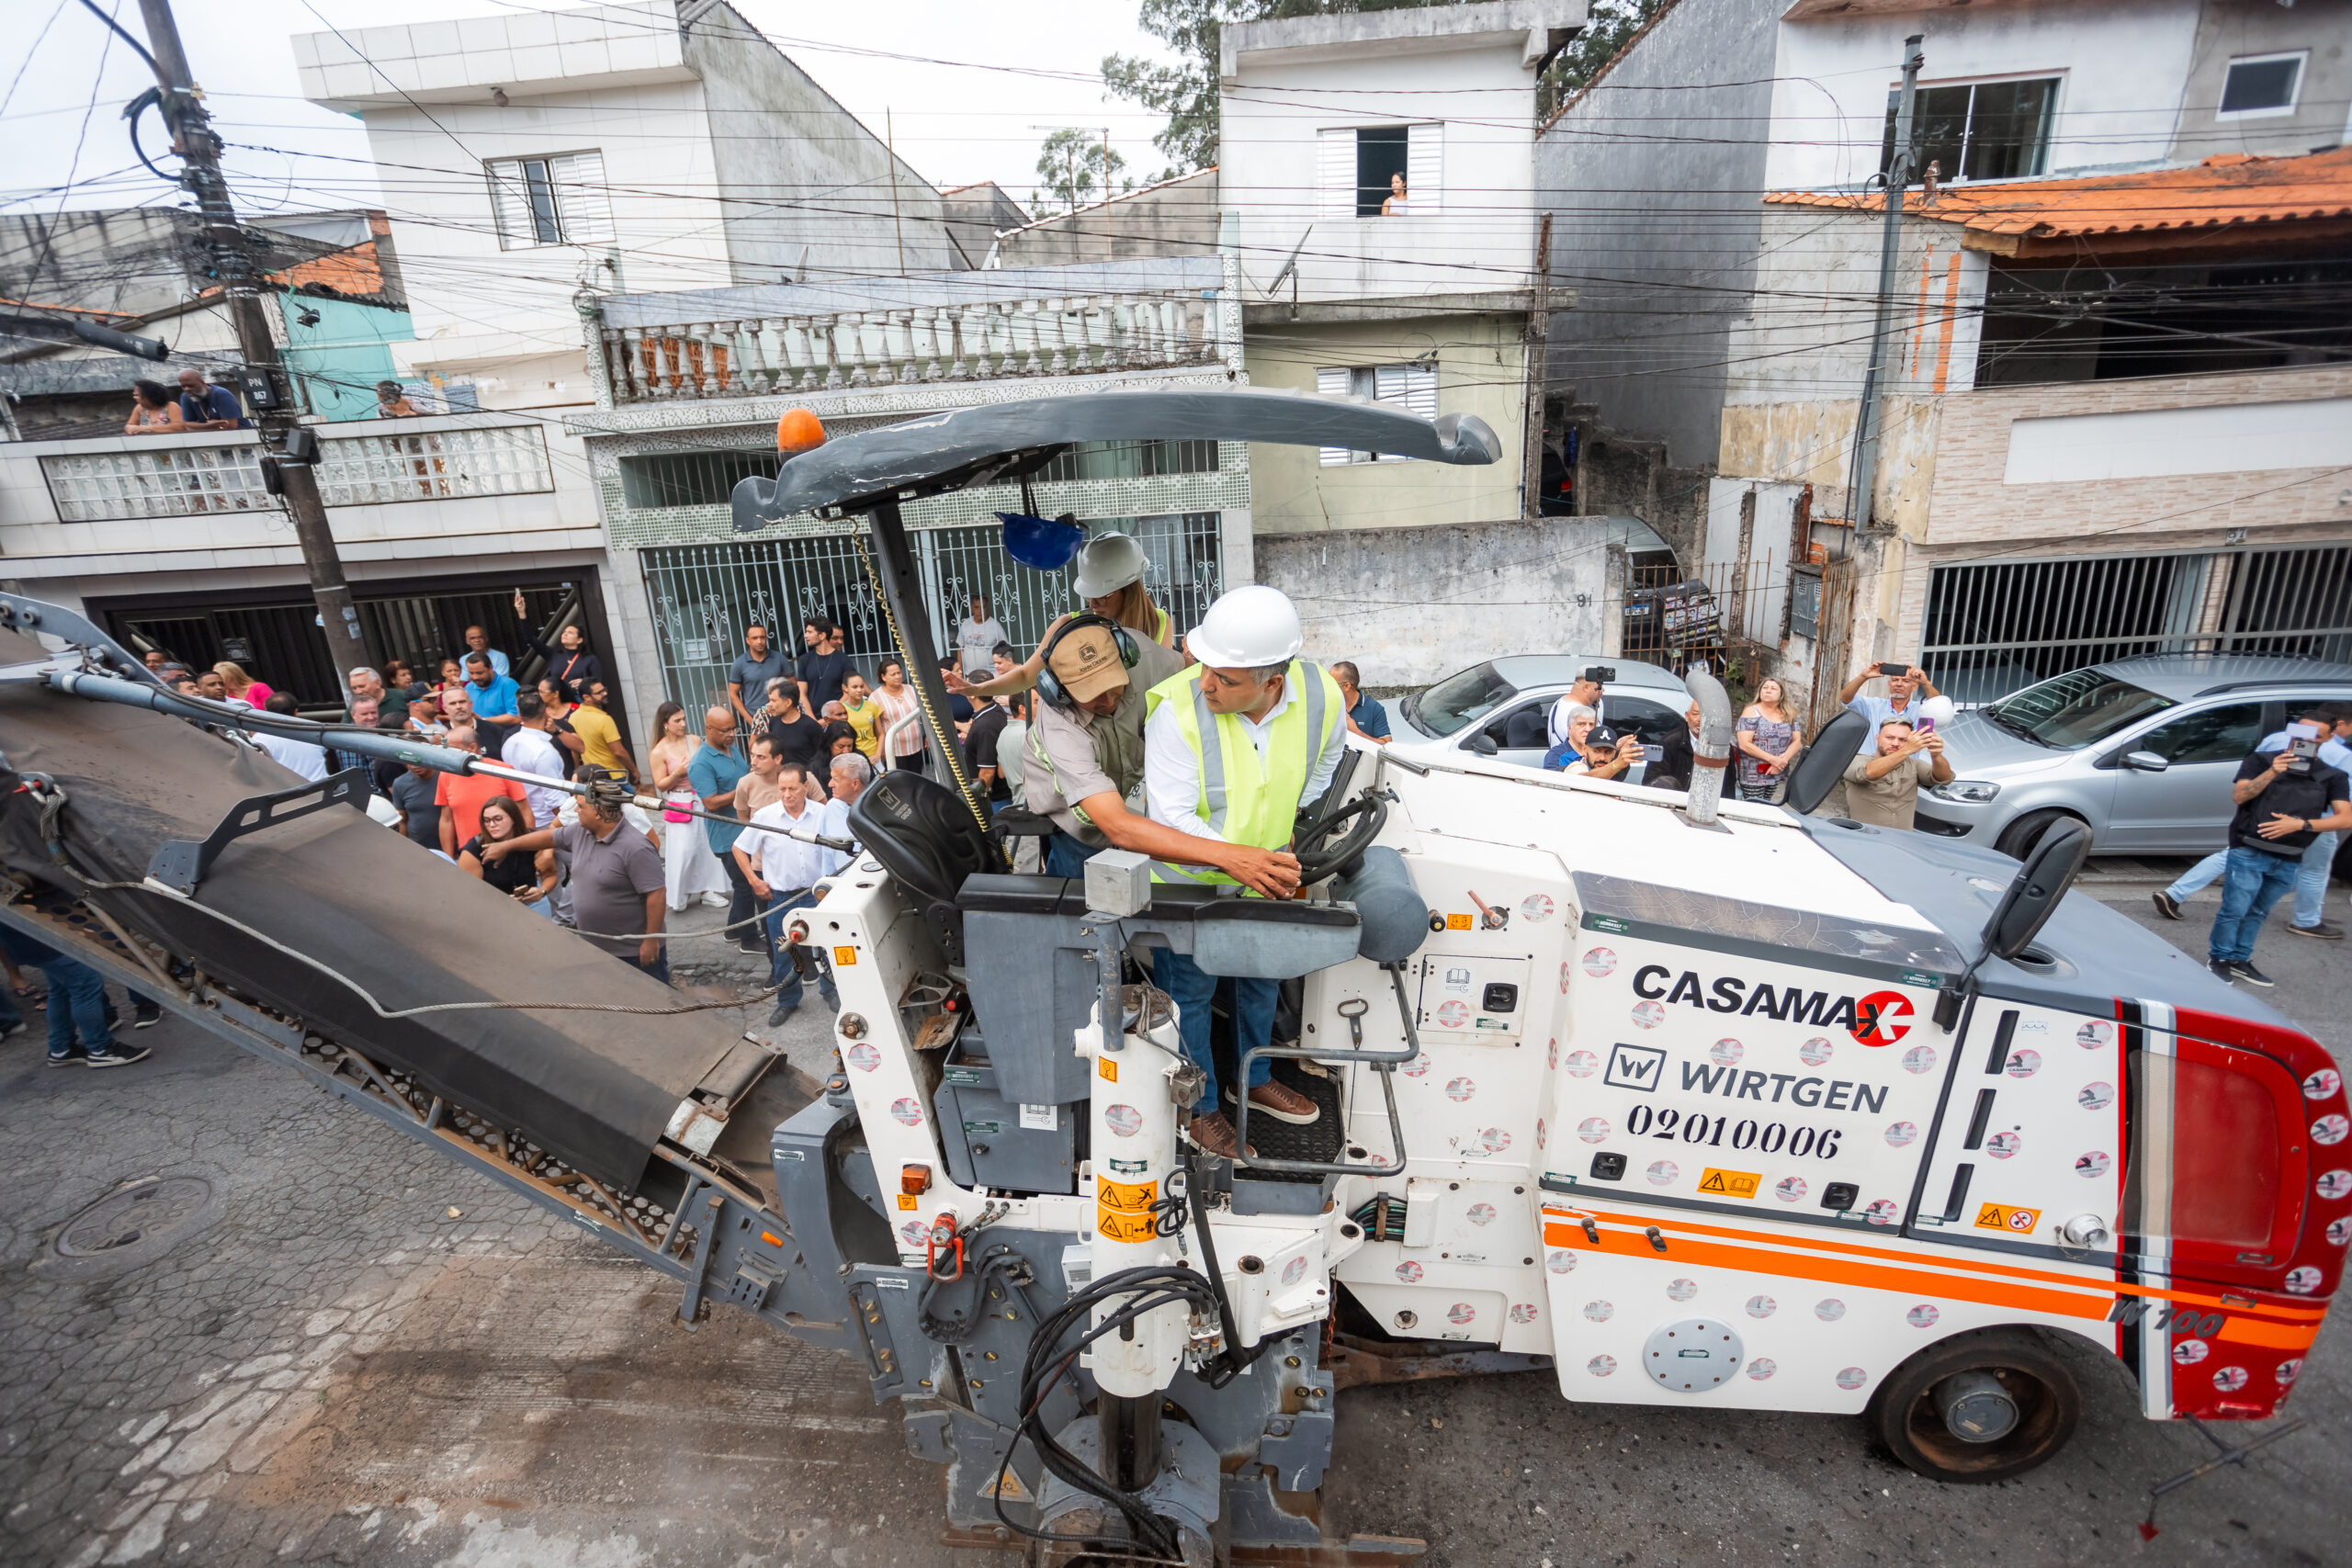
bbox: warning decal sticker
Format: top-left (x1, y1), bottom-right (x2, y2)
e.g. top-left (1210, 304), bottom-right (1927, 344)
top-left (1973, 1201), bottom-right (2041, 1234)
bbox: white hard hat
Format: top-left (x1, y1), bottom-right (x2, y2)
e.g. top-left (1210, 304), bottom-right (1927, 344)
top-left (1073, 533), bottom-right (1149, 600)
top-left (1185, 585), bottom-right (1303, 670)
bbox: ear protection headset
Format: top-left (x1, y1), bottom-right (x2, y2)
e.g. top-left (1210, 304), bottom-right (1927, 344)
top-left (1035, 613), bottom-right (1143, 713)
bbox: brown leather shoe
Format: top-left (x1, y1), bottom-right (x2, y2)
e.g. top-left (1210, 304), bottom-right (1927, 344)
top-left (1241, 1078), bottom-right (1321, 1125)
top-left (1189, 1112), bottom-right (1254, 1159)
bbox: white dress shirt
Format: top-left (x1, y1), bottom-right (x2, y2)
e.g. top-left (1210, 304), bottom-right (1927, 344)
top-left (1144, 671), bottom-right (1346, 845)
top-left (256, 731), bottom-right (328, 782)
top-left (500, 724), bottom-right (569, 828)
top-left (744, 796), bottom-right (835, 893)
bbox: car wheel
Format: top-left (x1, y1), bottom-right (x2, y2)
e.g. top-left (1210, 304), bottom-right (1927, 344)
top-left (1994, 808), bottom-right (2082, 862)
top-left (1865, 1328), bottom-right (2082, 1484)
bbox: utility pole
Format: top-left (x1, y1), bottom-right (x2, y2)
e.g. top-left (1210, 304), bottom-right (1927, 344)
top-left (1521, 212), bottom-right (1553, 519)
top-left (128, 0), bottom-right (380, 678)
top-left (1847, 33), bottom-right (1924, 535)
top-left (886, 108), bottom-right (906, 276)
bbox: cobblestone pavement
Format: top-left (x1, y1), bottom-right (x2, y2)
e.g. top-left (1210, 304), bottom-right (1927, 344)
top-left (0, 891), bottom-right (2343, 1567)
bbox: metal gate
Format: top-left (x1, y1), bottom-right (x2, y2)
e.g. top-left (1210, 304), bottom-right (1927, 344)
top-left (639, 513), bottom-right (1224, 718)
top-left (1922, 545), bottom-right (2352, 705)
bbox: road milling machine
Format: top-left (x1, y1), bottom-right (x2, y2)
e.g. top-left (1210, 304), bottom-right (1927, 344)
top-left (0, 389), bottom-right (2340, 1565)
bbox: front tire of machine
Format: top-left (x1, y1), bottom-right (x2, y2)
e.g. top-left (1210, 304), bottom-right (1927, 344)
top-left (1994, 808), bottom-right (2083, 863)
top-left (1866, 1328), bottom-right (2082, 1483)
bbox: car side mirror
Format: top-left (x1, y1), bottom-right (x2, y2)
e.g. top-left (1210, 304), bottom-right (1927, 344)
top-left (1782, 709), bottom-right (1871, 814)
top-left (1466, 732), bottom-right (1499, 757)
top-left (1982, 820), bottom-right (2090, 961)
top-left (2121, 750), bottom-right (2168, 773)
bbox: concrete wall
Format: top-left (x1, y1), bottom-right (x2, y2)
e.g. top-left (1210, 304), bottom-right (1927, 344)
top-left (991, 172), bottom-right (1224, 269)
top-left (1259, 513), bottom-right (1616, 689)
top-left (1537, 0), bottom-right (1781, 472)
top-left (1242, 311), bottom-right (1530, 535)
top-left (684, 6), bottom-right (962, 287)
top-left (1766, 1), bottom-right (2204, 192)
top-left (2169, 0), bottom-right (2352, 161)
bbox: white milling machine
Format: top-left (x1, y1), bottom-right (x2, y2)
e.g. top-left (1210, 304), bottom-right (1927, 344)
top-left (1, 390), bottom-right (2337, 1567)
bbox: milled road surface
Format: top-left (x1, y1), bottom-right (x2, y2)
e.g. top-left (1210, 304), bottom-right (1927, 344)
top-left (1, 886), bottom-right (2343, 1567)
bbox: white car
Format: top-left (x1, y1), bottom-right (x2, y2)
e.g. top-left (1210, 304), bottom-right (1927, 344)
top-left (1385, 654), bottom-right (1693, 775)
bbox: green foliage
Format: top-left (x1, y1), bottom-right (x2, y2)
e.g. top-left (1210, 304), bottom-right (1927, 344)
top-left (1536, 0), bottom-right (1673, 119)
top-left (1102, 1), bottom-right (1468, 181)
top-left (1034, 128), bottom-right (1132, 215)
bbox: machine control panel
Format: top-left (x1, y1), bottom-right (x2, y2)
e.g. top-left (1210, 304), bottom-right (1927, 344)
top-left (1414, 953), bottom-right (1532, 1042)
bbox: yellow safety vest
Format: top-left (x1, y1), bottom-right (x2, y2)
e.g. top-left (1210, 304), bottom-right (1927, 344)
top-left (1143, 659), bottom-right (1341, 886)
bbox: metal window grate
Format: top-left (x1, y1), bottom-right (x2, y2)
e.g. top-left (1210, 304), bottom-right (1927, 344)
top-left (1033, 439), bottom-right (1218, 485)
top-left (618, 449), bottom-right (780, 511)
top-left (639, 513), bottom-right (1223, 720)
top-left (1922, 546), bottom-right (2352, 705)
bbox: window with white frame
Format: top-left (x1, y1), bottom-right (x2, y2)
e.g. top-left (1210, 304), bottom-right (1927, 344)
top-left (2219, 52), bottom-right (2306, 118)
top-left (1315, 364), bottom-right (1437, 465)
top-left (1317, 123), bottom-right (1442, 217)
top-left (486, 152), bottom-right (615, 249)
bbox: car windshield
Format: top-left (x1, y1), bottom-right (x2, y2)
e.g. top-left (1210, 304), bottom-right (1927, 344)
top-left (1984, 669), bottom-right (2177, 750)
top-left (1406, 662), bottom-right (1520, 738)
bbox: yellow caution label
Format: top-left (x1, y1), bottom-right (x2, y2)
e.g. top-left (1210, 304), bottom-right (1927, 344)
top-left (978, 1468), bottom-right (1028, 1501)
top-left (1696, 1168), bottom-right (1761, 1199)
top-left (1097, 1207), bottom-right (1159, 1245)
top-left (1099, 1056), bottom-right (1118, 1083)
top-left (897, 1194), bottom-right (918, 1211)
top-left (1446, 912), bottom-right (1473, 931)
top-left (1974, 1201), bottom-right (2041, 1235)
top-left (832, 945), bottom-right (857, 966)
top-left (1098, 1177), bottom-right (1158, 1211)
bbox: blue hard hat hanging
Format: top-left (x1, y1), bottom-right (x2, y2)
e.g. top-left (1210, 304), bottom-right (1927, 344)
top-left (996, 472), bottom-right (1083, 571)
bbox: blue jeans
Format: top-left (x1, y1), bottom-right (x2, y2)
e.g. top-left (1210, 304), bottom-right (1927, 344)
top-left (1151, 946), bottom-right (1275, 1113)
top-left (2174, 831), bottom-right (2338, 927)
top-left (1045, 832), bottom-right (1097, 881)
top-left (37, 956), bottom-right (115, 1057)
top-left (621, 950), bottom-right (672, 986)
top-left (763, 890), bottom-right (836, 1010)
top-left (2210, 846), bottom-right (2301, 963)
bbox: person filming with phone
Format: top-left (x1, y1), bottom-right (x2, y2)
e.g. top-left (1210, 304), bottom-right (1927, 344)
top-left (1843, 718), bottom-right (1953, 830)
top-left (2204, 722), bottom-right (2352, 987)
top-left (1838, 660), bottom-right (1941, 754)
top-left (1543, 705), bottom-right (1645, 779)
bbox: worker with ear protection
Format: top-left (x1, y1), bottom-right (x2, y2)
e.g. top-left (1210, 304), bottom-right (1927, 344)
top-left (995, 604), bottom-right (1303, 896)
top-left (1142, 584), bottom-right (1344, 1159)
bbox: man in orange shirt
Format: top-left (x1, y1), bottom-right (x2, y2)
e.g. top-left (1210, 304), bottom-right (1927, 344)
top-left (435, 726), bottom-right (531, 858)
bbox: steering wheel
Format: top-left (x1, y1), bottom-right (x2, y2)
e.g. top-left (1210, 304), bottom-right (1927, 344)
top-left (1293, 792), bottom-right (1388, 886)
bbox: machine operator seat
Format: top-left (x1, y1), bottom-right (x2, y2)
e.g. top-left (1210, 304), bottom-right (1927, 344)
top-left (844, 769), bottom-right (1006, 964)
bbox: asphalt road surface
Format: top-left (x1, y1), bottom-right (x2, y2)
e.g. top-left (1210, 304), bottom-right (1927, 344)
top-left (1, 884), bottom-right (2343, 1568)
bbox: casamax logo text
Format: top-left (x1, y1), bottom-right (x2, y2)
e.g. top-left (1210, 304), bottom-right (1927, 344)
top-left (1630, 964), bottom-right (1915, 1047)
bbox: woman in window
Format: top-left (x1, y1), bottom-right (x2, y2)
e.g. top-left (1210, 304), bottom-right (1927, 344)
top-left (1381, 173), bottom-right (1409, 217)
top-left (872, 658), bottom-right (926, 773)
top-left (1735, 678), bottom-right (1804, 802)
top-left (458, 795), bottom-right (558, 916)
top-left (650, 700), bottom-right (729, 911)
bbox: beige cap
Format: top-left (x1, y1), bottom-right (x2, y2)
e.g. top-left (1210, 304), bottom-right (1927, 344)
top-left (1049, 624), bottom-right (1129, 704)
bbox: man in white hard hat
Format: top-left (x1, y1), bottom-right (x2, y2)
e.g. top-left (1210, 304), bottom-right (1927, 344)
top-left (1012, 615), bottom-right (1305, 891)
top-left (1141, 585), bottom-right (1343, 1157)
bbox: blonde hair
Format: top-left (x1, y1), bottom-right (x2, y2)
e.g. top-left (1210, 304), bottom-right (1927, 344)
top-left (1753, 679), bottom-right (1791, 722)
top-left (1093, 581), bottom-right (1166, 644)
top-left (211, 660), bottom-right (254, 692)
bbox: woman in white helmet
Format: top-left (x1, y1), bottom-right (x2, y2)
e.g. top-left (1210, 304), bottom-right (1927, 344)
top-left (945, 532), bottom-right (1179, 702)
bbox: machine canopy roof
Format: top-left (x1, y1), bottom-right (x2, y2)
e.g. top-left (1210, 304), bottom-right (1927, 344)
top-left (729, 388), bottom-right (1501, 529)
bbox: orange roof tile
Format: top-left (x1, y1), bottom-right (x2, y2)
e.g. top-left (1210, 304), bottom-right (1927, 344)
top-left (1764, 147), bottom-right (2352, 244)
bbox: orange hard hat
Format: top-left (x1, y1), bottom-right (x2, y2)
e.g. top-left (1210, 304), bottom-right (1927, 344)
top-left (776, 408), bottom-right (826, 455)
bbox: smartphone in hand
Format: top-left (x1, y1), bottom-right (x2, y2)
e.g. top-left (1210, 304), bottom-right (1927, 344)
top-left (1877, 660), bottom-right (1908, 677)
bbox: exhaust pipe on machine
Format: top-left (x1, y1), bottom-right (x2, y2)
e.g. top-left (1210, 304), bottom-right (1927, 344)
top-left (1682, 668), bottom-right (1736, 827)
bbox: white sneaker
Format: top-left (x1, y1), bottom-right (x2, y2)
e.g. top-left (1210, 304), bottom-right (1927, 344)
top-left (701, 891), bottom-right (729, 908)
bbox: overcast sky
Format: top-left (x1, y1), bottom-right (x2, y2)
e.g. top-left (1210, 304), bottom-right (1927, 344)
top-left (1, 0), bottom-right (1177, 224)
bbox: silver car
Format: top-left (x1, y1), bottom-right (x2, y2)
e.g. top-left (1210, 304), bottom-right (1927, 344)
top-left (1388, 654), bottom-right (1693, 773)
top-left (1914, 653), bottom-right (2352, 856)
